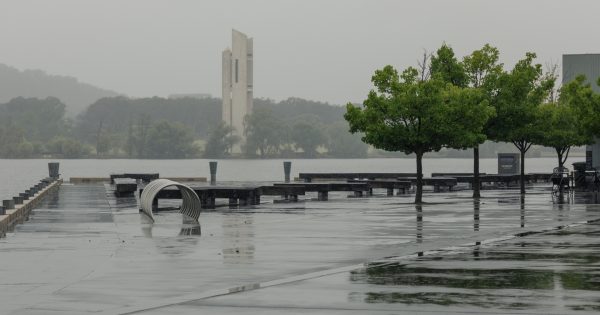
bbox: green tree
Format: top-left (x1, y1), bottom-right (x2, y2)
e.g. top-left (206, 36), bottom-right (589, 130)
top-left (0, 125), bottom-right (26, 158)
top-left (326, 121), bottom-right (368, 158)
top-left (488, 52), bottom-right (554, 194)
top-left (145, 121), bottom-right (198, 158)
top-left (204, 122), bottom-right (239, 158)
top-left (432, 44), bottom-right (501, 198)
top-left (290, 120), bottom-right (326, 158)
top-left (131, 114), bottom-right (152, 158)
top-left (0, 97), bottom-right (67, 142)
top-left (345, 59), bottom-right (491, 203)
top-left (47, 136), bottom-right (92, 158)
top-left (538, 75), bottom-right (596, 168)
top-left (430, 43), bottom-right (468, 87)
top-left (244, 108), bottom-right (285, 157)
top-left (461, 44), bottom-right (503, 197)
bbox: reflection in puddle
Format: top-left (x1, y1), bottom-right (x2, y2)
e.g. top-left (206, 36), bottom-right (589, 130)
top-left (350, 223), bottom-right (600, 310)
top-left (473, 199), bottom-right (480, 232)
top-left (415, 205), bottom-right (422, 244)
top-left (222, 213), bottom-right (255, 264)
top-left (140, 213), bottom-right (201, 256)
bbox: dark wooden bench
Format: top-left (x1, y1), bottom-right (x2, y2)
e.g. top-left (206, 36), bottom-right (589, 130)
top-left (114, 178), bottom-right (137, 197)
top-left (398, 177), bottom-right (458, 192)
top-left (298, 173), bottom-right (417, 182)
top-left (140, 186), bottom-right (261, 209)
top-left (526, 173), bottom-right (553, 182)
top-left (110, 173), bottom-right (159, 184)
top-left (431, 172), bottom-right (487, 177)
top-left (347, 179), bottom-right (412, 195)
top-left (274, 182), bottom-right (370, 200)
top-left (257, 185), bottom-right (306, 202)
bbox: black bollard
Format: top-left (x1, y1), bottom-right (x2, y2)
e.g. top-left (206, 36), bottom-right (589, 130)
top-left (0, 205), bottom-right (4, 215)
top-left (20, 192), bottom-right (29, 200)
top-left (3, 199), bottom-right (14, 210)
top-left (48, 162), bottom-right (60, 179)
top-left (283, 161), bottom-right (291, 183)
top-left (209, 161), bottom-right (218, 186)
top-left (13, 196), bottom-right (23, 205)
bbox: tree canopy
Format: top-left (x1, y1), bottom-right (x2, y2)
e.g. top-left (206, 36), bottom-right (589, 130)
top-left (345, 53), bottom-right (492, 203)
top-left (538, 75), bottom-right (597, 168)
top-left (243, 108), bottom-right (286, 157)
top-left (432, 43), bottom-right (502, 198)
top-left (488, 52), bottom-right (554, 193)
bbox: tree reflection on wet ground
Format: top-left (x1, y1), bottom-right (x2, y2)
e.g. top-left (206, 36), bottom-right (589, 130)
top-left (351, 222), bottom-right (600, 312)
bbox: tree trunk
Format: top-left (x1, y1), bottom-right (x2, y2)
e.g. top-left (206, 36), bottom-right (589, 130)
top-left (415, 152), bottom-right (423, 204)
top-left (520, 149), bottom-right (526, 194)
top-left (473, 146), bottom-right (480, 198)
top-left (556, 148), bottom-right (564, 169)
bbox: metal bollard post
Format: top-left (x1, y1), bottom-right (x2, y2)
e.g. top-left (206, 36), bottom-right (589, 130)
top-left (48, 162), bottom-right (60, 179)
top-left (3, 199), bottom-right (14, 209)
top-left (283, 161), bottom-right (291, 183)
top-left (13, 196), bottom-right (23, 205)
top-left (209, 161), bottom-right (218, 186)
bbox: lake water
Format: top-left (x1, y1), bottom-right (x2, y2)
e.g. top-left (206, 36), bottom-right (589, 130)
top-left (0, 157), bottom-right (582, 198)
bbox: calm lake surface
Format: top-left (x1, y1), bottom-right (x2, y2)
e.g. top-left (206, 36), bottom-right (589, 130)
top-left (0, 157), bottom-right (582, 198)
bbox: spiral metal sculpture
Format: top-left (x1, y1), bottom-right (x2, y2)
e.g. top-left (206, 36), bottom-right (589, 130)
top-left (140, 179), bottom-right (201, 222)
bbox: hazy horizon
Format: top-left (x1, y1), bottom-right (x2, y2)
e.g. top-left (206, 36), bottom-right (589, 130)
top-left (2, 0), bottom-right (600, 105)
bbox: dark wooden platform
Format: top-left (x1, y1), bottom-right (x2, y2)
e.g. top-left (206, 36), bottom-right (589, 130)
top-left (274, 182), bottom-right (370, 200)
top-left (298, 173), bottom-right (417, 182)
top-left (113, 178), bottom-right (137, 197)
top-left (431, 172), bottom-right (487, 177)
top-left (110, 173), bottom-right (159, 184)
top-left (397, 177), bottom-right (458, 192)
top-left (139, 184), bottom-right (308, 209)
top-left (347, 179), bottom-right (412, 195)
top-left (432, 173), bottom-right (553, 187)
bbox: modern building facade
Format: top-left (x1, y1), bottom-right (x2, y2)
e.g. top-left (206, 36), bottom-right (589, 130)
top-left (563, 54), bottom-right (600, 169)
top-left (222, 29), bottom-right (253, 152)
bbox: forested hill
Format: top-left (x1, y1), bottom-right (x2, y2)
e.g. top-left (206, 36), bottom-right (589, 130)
top-left (0, 64), bottom-right (119, 116)
top-left (0, 95), bottom-right (355, 158)
top-left (76, 96), bottom-right (346, 140)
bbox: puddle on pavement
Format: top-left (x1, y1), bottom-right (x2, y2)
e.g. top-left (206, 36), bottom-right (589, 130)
top-left (350, 222), bottom-right (600, 310)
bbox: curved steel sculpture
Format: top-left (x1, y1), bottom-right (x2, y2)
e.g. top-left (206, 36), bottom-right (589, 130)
top-left (140, 179), bottom-right (201, 222)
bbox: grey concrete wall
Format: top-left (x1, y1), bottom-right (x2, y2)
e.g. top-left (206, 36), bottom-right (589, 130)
top-left (0, 179), bottom-right (62, 237)
top-left (563, 54), bottom-right (600, 93)
top-left (563, 54), bottom-right (600, 169)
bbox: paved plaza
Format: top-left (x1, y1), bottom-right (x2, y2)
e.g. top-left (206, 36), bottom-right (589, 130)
top-left (0, 183), bottom-right (599, 314)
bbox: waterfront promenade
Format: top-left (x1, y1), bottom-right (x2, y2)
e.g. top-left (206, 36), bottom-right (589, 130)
top-left (0, 182), bottom-right (599, 314)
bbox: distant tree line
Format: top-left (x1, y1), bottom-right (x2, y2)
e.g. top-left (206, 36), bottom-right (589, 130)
top-left (0, 95), bottom-right (368, 158)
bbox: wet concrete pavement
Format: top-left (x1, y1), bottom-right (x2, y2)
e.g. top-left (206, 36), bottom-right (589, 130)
top-left (0, 183), bottom-right (599, 314)
top-left (157, 222), bottom-right (600, 314)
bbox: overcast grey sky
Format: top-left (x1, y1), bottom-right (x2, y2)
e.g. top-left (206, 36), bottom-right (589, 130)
top-left (1, 0), bottom-right (599, 104)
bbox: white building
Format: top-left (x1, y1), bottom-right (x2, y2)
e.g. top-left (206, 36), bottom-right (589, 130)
top-left (222, 29), bottom-right (253, 152)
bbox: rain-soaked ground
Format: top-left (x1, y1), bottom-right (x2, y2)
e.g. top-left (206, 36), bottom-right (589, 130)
top-left (0, 182), bottom-right (599, 314)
